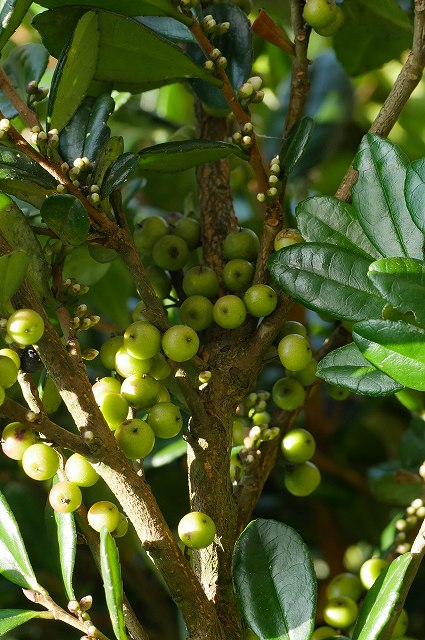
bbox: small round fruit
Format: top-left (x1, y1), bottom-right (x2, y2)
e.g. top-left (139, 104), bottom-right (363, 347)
top-left (49, 481), bottom-right (82, 513)
top-left (222, 259), bottom-right (254, 293)
top-left (284, 461), bottom-right (321, 497)
top-left (151, 234), bottom-right (190, 271)
top-left (281, 428), bottom-right (316, 463)
top-left (133, 215), bottom-right (169, 254)
top-left (22, 442), bottom-right (60, 480)
top-left (251, 411), bottom-right (271, 426)
top-left (213, 295), bottom-right (247, 329)
top-left (7, 309), bottom-right (44, 345)
top-left (173, 217), bottom-right (201, 250)
top-left (326, 573), bottom-right (363, 602)
top-left (148, 402), bottom-right (183, 438)
top-left (149, 353), bottom-right (172, 380)
top-left (115, 346), bottom-right (152, 378)
top-left (315, 6), bottom-right (344, 35)
top-left (289, 360), bottom-right (318, 386)
top-left (359, 558), bottom-right (389, 590)
top-left (115, 418), bottom-right (155, 459)
top-left (1, 422), bottom-right (35, 460)
top-left (100, 336), bottom-right (124, 370)
top-left (112, 513), bottom-right (129, 538)
top-left (0, 355), bottom-right (19, 388)
top-left (279, 320), bottom-right (308, 339)
top-left (123, 321), bottom-right (162, 360)
top-left (323, 596), bottom-right (359, 629)
top-left (178, 511), bottom-right (216, 549)
top-left (65, 453), bottom-right (99, 487)
top-left (162, 325), bottom-right (199, 362)
top-left (274, 228), bottom-right (304, 251)
top-left (272, 377), bottom-right (306, 411)
top-left (180, 296), bottom-right (214, 332)
top-left (303, 0), bottom-right (338, 29)
top-left (120, 374), bottom-right (161, 409)
top-left (87, 501), bottom-right (120, 533)
top-left (98, 392), bottom-right (129, 430)
top-left (278, 334), bottom-right (312, 371)
top-left (0, 348), bottom-right (20, 369)
top-left (223, 227), bottom-right (260, 261)
top-left (92, 377), bottom-right (121, 403)
top-left (327, 384), bottom-right (351, 401)
top-left (244, 284), bottom-right (278, 318)
top-left (182, 266), bottom-right (219, 298)
top-left (311, 627), bottom-right (339, 640)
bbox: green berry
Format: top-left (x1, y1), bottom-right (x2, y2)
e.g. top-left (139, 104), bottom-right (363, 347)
top-left (65, 453), bottom-right (99, 487)
top-left (223, 228), bottom-right (260, 261)
top-left (115, 418), bottom-right (155, 459)
top-left (7, 308), bottom-right (44, 345)
top-left (98, 392), bottom-right (129, 430)
top-left (0, 355), bottom-right (19, 388)
top-left (87, 501), bottom-right (120, 533)
top-left (179, 296), bottom-right (214, 332)
top-left (213, 295), bottom-right (247, 329)
top-left (284, 461), bottom-right (321, 497)
top-left (272, 378), bottom-right (306, 411)
top-left (183, 266), bottom-right (219, 298)
top-left (222, 259), bottom-right (254, 293)
top-left (115, 346), bottom-right (153, 378)
top-left (178, 511), bottom-right (216, 549)
top-left (148, 402), bottom-right (183, 439)
top-left (1, 422), bottom-right (35, 460)
top-left (278, 334), bottom-right (312, 371)
top-left (22, 442), bottom-right (59, 480)
top-left (100, 336), bottom-right (124, 370)
top-left (281, 428), bottom-right (316, 463)
top-left (92, 377), bottom-right (121, 403)
top-left (123, 321), bottom-right (162, 360)
top-left (151, 234), bottom-right (190, 271)
top-left (326, 573), bottom-right (363, 601)
top-left (0, 348), bottom-right (20, 369)
top-left (244, 284), bottom-right (278, 318)
top-left (162, 325), bottom-right (200, 362)
top-left (323, 596), bottom-right (359, 629)
top-left (120, 374), bottom-right (161, 409)
top-left (49, 481), bottom-right (82, 513)
top-left (303, 0), bottom-right (338, 29)
top-left (112, 512), bottom-right (129, 538)
top-left (133, 215), bottom-right (169, 254)
top-left (359, 558), bottom-right (389, 590)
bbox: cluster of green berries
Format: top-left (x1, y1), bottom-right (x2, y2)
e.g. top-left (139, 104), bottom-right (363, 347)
top-left (303, 0), bottom-right (345, 37)
top-left (204, 47), bottom-right (228, 73)
top-left (281, 428), bottom-right (320, 497)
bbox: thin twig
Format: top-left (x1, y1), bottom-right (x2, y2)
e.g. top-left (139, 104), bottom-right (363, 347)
top-left (0, 67), bottom-right (41, 129)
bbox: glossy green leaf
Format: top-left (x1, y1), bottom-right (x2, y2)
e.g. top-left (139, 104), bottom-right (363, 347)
top-left (0, 609), bottom-right (53, 635)
top-left (34, 8), bottom-right (220, 93)
top-left (63, 245), bottom-right (111, 285)
top-left (0, 144), bottom-right (57, 207)
top-left (317, 343), bottom-right (403, 397)
top-left (296, 196), bottom-right (381, 260)
top-left (92, 136), bottom-right (124, 188)
top-left (0, 250), bottom-right (30, 315)
top-left (352, 134), bottom-right (423, 259)
top-left (233, 519), bottom-right (317, 640)
top-left (137, 16), bottom-right (195, 42)
top-left (37, 0), bottom-right (190, 23)
top-left (0, 0), bottom-right (32, 52)
top-left (100, 527), bottom-right (128, 640)
top-left (353, 319), bottom-right (425, 390)
top-left (0, 43), bottom-right (49, 119)
top-left (48, 11), bottom-right (100, 132)
top-left (0, 487), bottom-right (43, 591)
top-left (268, 243), bottom-right (385, 322)
top-left (279, 117), bottom-right (315, 177)
top-left (40, 195), bottom-right (90, 246)
top-left (352, 553), bottom-right (413, 640)
top-left (368, 257), bottom-right (425, 327)
top-left (139, 140), bottom-right (247, 173)
top-left (101, 153), bottom-right (139, 197)
top-left (405, 158), bottom-right (425, 233)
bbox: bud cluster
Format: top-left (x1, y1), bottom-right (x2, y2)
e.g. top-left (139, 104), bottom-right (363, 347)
top-left (237, 76), bottom-right (264, 106)
top-left (201, 14), bottom-right (230, 37)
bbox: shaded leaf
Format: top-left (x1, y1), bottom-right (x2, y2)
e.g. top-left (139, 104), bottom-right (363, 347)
top-left (63, 245), bottom-right (111, 285)
top-left (405, 158), bottom-right (425, 234)
top-left (0, 0), bottom-right (32, 52)
top-left (233, 519), bottom-right (317, 640)
top-left (37, 0), bottom-right (190, 23)
top-left (101, 153), bottom-right (139, 197)
top-left (280, 117), bottom-right (315, 177)
top-left (0, 43), bottom-right (49, 119)
top-left (40, 195), bottom-right (90, 246)
top-left (147, 438), bottom-right (187, 469)
top-left (0, 144), bottom-right (57, 207)
top-left (137, 17), bottom-right (195, 42)
top-left (368, 461), bottom-right (423, 506)
top-left (100, 527), bottom-right (128, 640)
top-left (0, 250), bottom-right (30, 316)
top-left (399, 417), bottom-right (425, 468)
top-left (139, 140), bottom-right (247, 173)
top-left (0, 609), bottom-right (53, 635)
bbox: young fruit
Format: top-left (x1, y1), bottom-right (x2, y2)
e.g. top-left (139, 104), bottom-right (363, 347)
top-left (162, 325), bottom-right (200, 362)
top-left (284, 461), bottom-right (321, 497)
top-left (323, 596), bottom-right (359, 629)
top-left (87, 501), bottom-right (120, 532)
top-left (311, 627), bottom-right (339, 640)
top-left (213, 295), bottom-right (247, 329)
top-left (315, 5), bottom-right (344, 35)
top-left (151, 234), bottom-right (190, 271)
top-left (359, 557), bottom-right (389, 590)
top-left (223, 227), bottom-right (260, 261)
top-left (281, 428), bottom-right (316, 463)
top-left (278, 320), bottom-right (308, 339)
top-left (0, 348), bottom-right (21, 369)
top-left (98, 392), bottom-right (129, 430)
top-left (0, 355), bottom-right (19, 388)
top-left (123, 321), bottom-right (162, 360)
top-left (133, 215), bottom-right (169, 254)
top-left (148, 402), bottom-right (183, 438)
top-left (112, 512), bottom-right (129, 538)
top-left (244, 284), bottom-right (278, 318)
top-left (272, 377), bottom-right (306, 411)
top-left (278, 334), bottom-right (312, 371)
top-left (92, 377), bottom-right (122, 403)
top-left (326, 573), bottom-right (363, 602)
top-left (178, 511), bottom-right (216, 549)
top-left (7, 308), bottom-right (45, 345)
top-left (289, 360), bottom-right (318, 386)
top-left (327, 384), bottom-right (351, 401)
top-left (303, 0), bottom-right (338, 29)
top-left (173, 217), bottom-right (201, 250)
top-left (49, 480), bottom-right (82, 513)
top-left (21, 442), bottom-right (60, 480)
top-left (149, 353), bottom-right (172, 380)
top-left (65, 453), bottom-right (100, 487)
top-left (115, 346), bottom-right (153, 378)
top-left (0, 385), bottom-right (4, 407)
top-left (100, 336), bottom-right (124, 370)
top-left (182, 266), bottom-right (219, 298)
top-left (274, 228), bottom-right (304, 251)
top-left (1, 422), bottom-right (35, 460)
top-left (222, 259), bottom-right (254, 293)
top-left (121, 374), bottom-right (161, 409)
top-left (115, 418), bottom-right (155, 459)
top-left (179, 296), bottom-right (214, 332)
top-left (39, 375), bottom-right (62, 414)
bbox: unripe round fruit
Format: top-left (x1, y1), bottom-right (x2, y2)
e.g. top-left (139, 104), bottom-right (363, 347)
top-left (315, 5), bottom-right (345, 35)
top-left (98, 392), bottom-right (129, 430)
top-left (182, 266), bottom-right (219, 298)
top-left (359, 558), bottom-right (389, 590)
top-left (289, 360), bottom-right (318, 386)
top-left (148, 402), bottom-right (183, 438)
top-left (251, 410), bottom-right (271, 426)
top-left (115, 418), bottom-right (155, 459)
top-left (65, 453), bottom-right (99, 487)
top-left (123, 321), bottom-right (162, 360)
top-left (151, 234), bottom-right (189, 271)
top-left (279, 320), bottom-right (308, 339)
top-left (156, 383), bottom-right (171, 403)
top-left (222, 259), bottom-right (254, 293)
top-left (274, 228), bottom-right (304, 251)
top-left (133, 215), bottom-right (169, 254)
top-left (112, 512), bottom-right (129, 538)
top-left (22, 443), bottom-right (60, 480)
top-left (323, 596), bottom-right (359, 629)
top-left (120, 374), bottom-right (161, 409)
top-left (281, 428), bottom-right (316, 463)
top-left (244, 284), bottom-right (278, 318)
top-left (1, 422), bottom-right (35, 460)
top-left (39, 375), bottom-right (62, 414)
top-left (49, 481), bottom-right (82, 513)
top-left (0, 348), bottom-right (20, 369)
top-left (115, 347), bottom-right (153, 378)
top-left (278, 334), bottom-right (312, 371)
top-left (7, 309), bottom-right (44, 345)
top-left (272, 377), bottom-right (306, 411)
top-left (149, 353), bottom-right (172, 380)
top-left (223, 227), bottom-right (260, 261)
top-left (303, 0), bottom-right (338, 29)
top-left (284, 461), bottom-right (321, 497)
top-left (327, 384), bottom-right (351, 401)
top-left (87, 501), bottom-right (120, 532)
top-left (326, 573), bottom-right (363, 602)
top-left (173, 217), bottom-right (201, 250)
top-left (311, 627), bottom-right (338, 640)
top-left (213, 295), bottom-right (247, 329)
top-left (179, 296), bottom-right (214, 332)
top-left (178, 511), bottom-right (216, 549)
top-left (92, 377), bottom-right (121, 403)
top-left (162, 325), bottom-right (200, 362)
top-left (146, 264), bottom-right (172, 299)
top-left (0, 355), bottom-right (19, 388)
top-left (100, 336), bottom-right (124, 370)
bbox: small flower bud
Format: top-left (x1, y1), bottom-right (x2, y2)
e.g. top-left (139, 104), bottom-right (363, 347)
top-left (75, 304), bottom-right (88, 317)
top-left (247, 76), bottom-right (262, 90)
top-left (411, 498), bottom-right (423, 510)
top-left (61, 162), bottom-right (70, 172)
top-left (251, 89), bottom-right (265, 103)
top-left (73, 157), bottom-right (85, 169)
top-left (79, 595), bottom-right (93, 612)
top-left (89, 184), bottom-right (100, 193)
top-left (89, 315), bottom-right (100, 326)
top-left (199, 370), bottom-right (212, 384)
top-left (204, 59), bottom-right (215, 71)
top-left (35, 87), bottom-right (49, 100)
top-left (68, 600), bottom-right (80, 613)
top-left (216, 56), bottom-right (227, 69)
top-left (80, 285), bottom-right (90, 295)
top-left (257, 192), bottom-right (266, 203)
top-left (269, 174), bottom-right (279, 185)
top-left (232, 131), bottom-right (242, 144)
top-left (56, 184), bottom-right (66, 193)
top-left (26, 411), bottom-right (37, 423)
top-left (82, 157), bottom-right (90, 167)
top-left (0, 118), bottom-right (10, 132)
top-left (83, 430), bottom-right (94, 443)
top-left (69, 167), bottom-right (80, 180)
top-left (241, 135), bottom-right (252, 147)
top-left (416, 506), bottom-right (425, 518)
top-left (37, 131), bottom-right (47, 142)
top-left (270, 162), bottom-right (281, 175)
top-left (80, 317), bottom-right (92, 331)
top-left (216, 21), bottom-right (230, 34)
top-left (238, 82), bottom-right (254, 99)
top-left (210, 48), bottom-right (221, 60)
top-left (72, 180), bottom-right (80, 188)
top-left (31, 126), bottom-right (41, 133)
top-left (26, 80), bottom-right (39, 94)
top-left (70, 283), bottom-right (81, 295)
top-left (89, 192), bottom-right (100, 204)
top-left (70, 317), bottom-right (80, 330)
top-left (81, 348), bottom-right (99, 361)
top-left (266, 187), bottom-right (278, 198)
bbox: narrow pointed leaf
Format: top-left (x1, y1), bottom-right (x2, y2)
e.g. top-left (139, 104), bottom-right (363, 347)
top-left (0, 488), bottom-right (43, 591)
top-left (280, 117), bottom-right (315, 177)
top-left (233, 519), bottom-right (317, 640)
top-left (352, 134), bottom-right (423, 258)
top-left (100, 527), bottom-right (128, 640)
top-left (0, 0), bottom-right (32, 52)
top-left (139, 140), bottom-right (247, 173)
top-left (268, 243), bottom-right (385, 322)
top-left (405, 158), bottom-right (425, 234)
top-left (101, 153), bottom-right (139, 197)
top-left (0, 609), bottom-right (53, 635)
top-left (353, 319), bottom-right (425, 390)
top-left (296, 196), bottom-right (381, 260)
top-left (40, 195), bottom-right (90, 246)
top-left (37, 0), bottom-right (191, 23)
top-left (352, 553), bottom-right (413, 640)
top-left (0, 250), bottom-right (30, 315)
top-left (317, 343), bottom-right (403, 397)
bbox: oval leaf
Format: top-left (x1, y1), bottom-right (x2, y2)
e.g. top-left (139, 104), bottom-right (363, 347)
top-left (268, 243), bottom-right (385, 322)
top-left (279, 117), bottom-right (315, 177)
top-left (40, 195), bottom-right (90, 246)
top-left (0, 609), bottom-right (53, 635)
top-left (101, 153), bottom-right (139, 197)
top-left (37, 0), bottom-right (190, 23)
top-left (405, 158), bottom-right (425, 234)
top-left (233, 519), bottom-right (317, 640)
top-left (353, 319), bottom-right (425, 390)
top-left (352, 134), bottom-right (423, 259)
top-left (100, 527), bottom-right (128, 640)
top-left (0, 0), bottom-right (32, 52)
top-left (0, 250), bottom-right (30, 315)
top-left (0, 144), bottom-right (57, 207)
top-left (317, 342), bottom-right (403, 397)
top-left (139, 140), bottom-right (247, 173)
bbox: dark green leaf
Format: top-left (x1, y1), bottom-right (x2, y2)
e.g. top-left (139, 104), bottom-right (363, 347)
top-left (368, 257), bottom-right (425, 327)
top-left (48, 11), bottom-right (100, 132)
top-left (0, 609), bottom-right (53, 635)
top-left (317, 343), bottom-right (403, 397)
top-left (399, 417), bottom-right (425, 468)
top-left (233, 519), bottom-right (317, 640)
top-left (63, 245), bottom-right (111, 285)
top-left (296, 196), bottom-right (382, 260)
top-left (0, 487), bottom-right (43, 591)
top-left (279, 117), bottom-right (315, 177)
top-left (268, 243), bottom-right (385, 322)
top-left (37, 0), bottom-right (190, 23)
top-left (92, 136), bottom-right (124, 188)
top-left (352, 134), bottom-right (423, 259)
top-left (40, 195), bottom-right (90, 246)
top-left (0, 43), bottom-right (49, 119)
top-left (0, 0), bottom-right (32, 52)
top-left (0, 250), bottom-right (30, 315)
top-left (100, 527), bottom-right (127, 640)
top-left (137, 16), bottom-right (195, 42)
top-left (368, 461), bottom-right (423, 506)
top-left (405, 158), bottom-right (425, 234)
top-left (352, 553), bottom-right (413, 640)
top-left (139, 140), bottom-right (247, 173)
top-left (353, 319), bottom-right (425, 390)
top-left (0, 144), bottom-right (57, 207)
top-left (101, 153), bottom-right (139, 198)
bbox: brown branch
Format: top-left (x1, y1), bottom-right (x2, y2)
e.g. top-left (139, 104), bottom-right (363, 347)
top-left (0, 67), bottom-right (41, 129)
